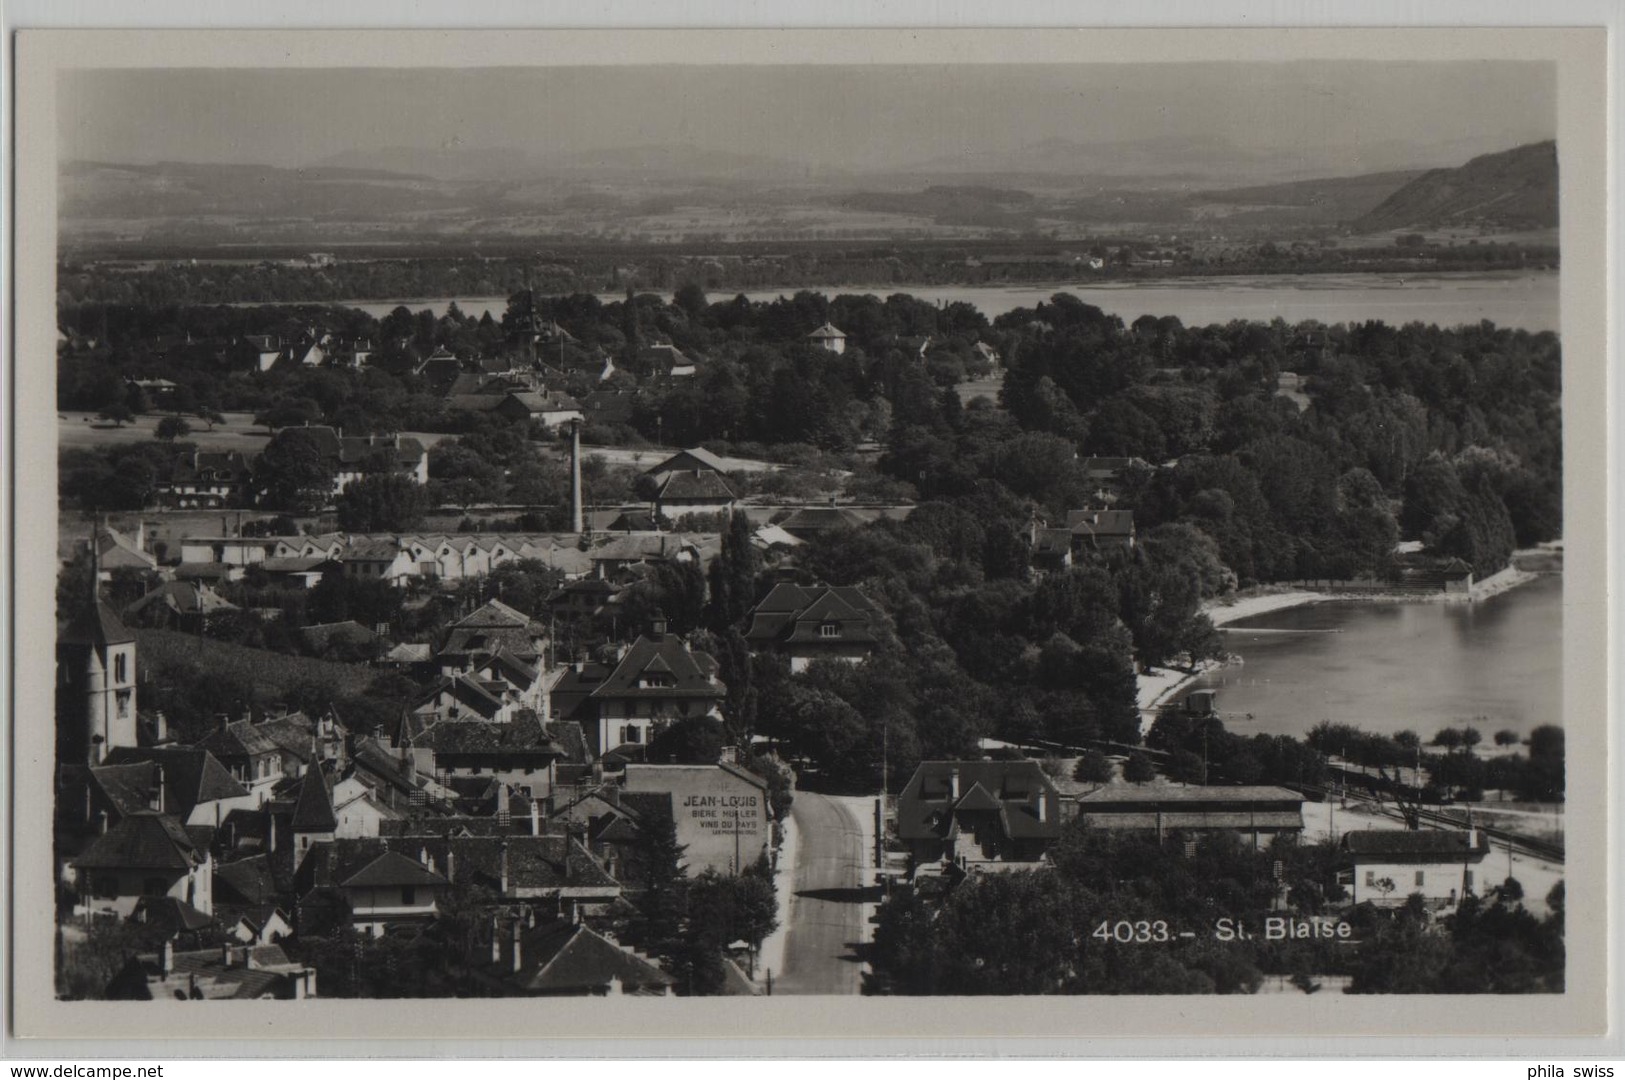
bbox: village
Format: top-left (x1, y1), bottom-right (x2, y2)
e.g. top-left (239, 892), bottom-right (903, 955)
top-left (49, 274), bottom-right (1569, 1000)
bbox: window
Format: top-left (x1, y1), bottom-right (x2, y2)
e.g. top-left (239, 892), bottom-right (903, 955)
top-left (1414, 871), bottom-right (1425, 887)
top-left (1364, 871), bottom-right (1375, 887)
top-left (93, 876), bottom-right (119, 899)
top-left (1464, 871), bottom-right (1474, 890)
top-left (624, 725), bottom-right (642, 744)
top-left (819, 623), bottom-right (839, 638)
top-left (400, 886), bottom-right (417, 906)
top-left (113, 653), bottom-right (128, 683)
top-left (116, 691), bottom-right (131, 718)
top-left (142, 877), bottom-right (169, 897)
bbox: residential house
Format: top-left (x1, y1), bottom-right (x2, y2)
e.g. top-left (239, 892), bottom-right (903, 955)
top-left (121, 581), bottom-right (238, 634)
top-left (397, 709), bottom-right (578, 790)
top-left (437, 599), bottom-right (546, 669)
top-left (255, 555), bottom-right (335, 589)
top-left (1339, 829), bottom-right (1491, 908)
top-left (1027, 525), bottom-right (1074, 574)
top-left (195, 719), bottom-right (285, 805)
top-left (159, 450), bottom-right (254, 509)
top-left (807, 322), bottom-right (848, 355)
top-left (482, 919), bottom-right (674, 996)
top-left (494, 390), bottom-right (585, 429)
top-left (1066, 509), bottom-right (1136, 553)
top-left (71, 811), bottom-right (214, 919)
top-left (300, 620), bottom-right (386, 660)
top-left (584, 620), bottom-right (726, 756)
top-left (107, 942), bottom-right (318, 1000)
top-left (316, 845), bottom-right (451, 937)
top-left (1080, 457), bottom-right (1149, 502)
top-left (743, 582), bottom-right (882, 672)
top-left (895, 761), bottom-right (1064, 872)
top-left (653, 470), bottom-right (737, 521)
top-left (88, 526), bottom-right (158, 577)
top-left (778, 505), bottom-right (867, 541)
top-left (340, 539), bottom-right (417, 585)
top-left (640, 446), bottom-right (734, 487)
top-left (92, 747), bottom-right (257, 828)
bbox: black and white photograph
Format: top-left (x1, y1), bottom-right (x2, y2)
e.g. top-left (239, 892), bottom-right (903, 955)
top-left (6, 24), bottom-right (1612, 1047)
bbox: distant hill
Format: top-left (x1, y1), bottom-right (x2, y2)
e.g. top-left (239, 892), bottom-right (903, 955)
top-left (1351, 141), bottom-right (1557, 232)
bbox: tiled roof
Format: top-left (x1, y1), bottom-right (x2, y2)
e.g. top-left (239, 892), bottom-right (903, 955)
top-left (414, 709), bottom-right (563, 757)
top-left (73, 811), bottom-right (203, 871)
top-left (215, 855), bottom-right (281, 905)
top-left (340, 850), bottom-right (451, 889)
top-left (124, 581), bottom-right (238, 619)
top-left (197, 719), bottom-right (281, 760)
top-left (1073, 785), bottom-right (1305, 806)
top-left (895, 761), bottom-right (1063, 843)
top-left (590, 634), bottom-right (725, 701)
top-left (745, 584), bottom-right (880, 645)
top-left (779, 506), bottom-right (866, 534)
top-left (807, 322), bottom-right (846, 340)
top-left (1342, 830), bottom-right (1490, 859)
top-left (510, 922), bottom-right (674, 994)
top-left (301, 620), bottom-right (382, 652)
top-left (642, 447), bottom-right (733, 477)
top-left (130, 895), bottom-right (214, 933)
top-left (656, 470), bottom-right (736, 502)
top-left (60, 601), bottom-right (135, 647)
top-left (454, 598), bottom-right (532, 629)
top-left (99, 747), bottom-right (249, 816)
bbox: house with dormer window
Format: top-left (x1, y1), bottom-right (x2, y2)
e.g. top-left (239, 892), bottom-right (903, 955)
top-left (743, 583), bottom-right (882, 672)
top-left (896, 761), bottom-right (1064, 872)
top-left (581, 618), bottom-right (726, 756)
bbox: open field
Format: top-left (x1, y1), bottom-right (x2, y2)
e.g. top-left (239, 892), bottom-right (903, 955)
top-left (59, 410), bottom-right (270, 452)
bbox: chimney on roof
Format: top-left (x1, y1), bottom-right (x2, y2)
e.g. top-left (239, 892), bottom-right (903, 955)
top-left (490, 916), bottom-right (501, 965)
top-left (1037, 791), bottom-right (1049, 824)
top-left (530, 800), bottom-right (540, 837)
top-left (160, 939), bottom-right (174, 977)
top-left (499, 839), bottom-right (510, 895)
top-left (510, 919), bottom-right (523, 974)
top-left (243, 946), bottom-right (258, 970)
top-left (151, 765), bottom-right (165, 813)
top-left (221, 942), bottom-right (234, 967)
top-left (949, 767), bottom-right (960, 801)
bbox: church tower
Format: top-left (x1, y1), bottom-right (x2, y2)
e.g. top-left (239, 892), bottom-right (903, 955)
top-left (57, 533), bottom-right (138, 765)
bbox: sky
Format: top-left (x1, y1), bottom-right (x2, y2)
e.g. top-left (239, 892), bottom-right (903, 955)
top-left (60, 61), bottom-right (1555, 175)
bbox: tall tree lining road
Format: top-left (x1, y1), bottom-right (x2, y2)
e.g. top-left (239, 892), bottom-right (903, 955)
top-left (776, 792), bottom-right (866, 995)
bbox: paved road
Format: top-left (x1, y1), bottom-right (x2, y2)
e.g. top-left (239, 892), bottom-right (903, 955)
top-left (775, 791), bottom-right (867, 995)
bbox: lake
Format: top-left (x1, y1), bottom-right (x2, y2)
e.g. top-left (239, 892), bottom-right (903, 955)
top-left (332, 269), bottom-right (1559, 333)
top-left (1180, 574), bottom-right (1564, 743)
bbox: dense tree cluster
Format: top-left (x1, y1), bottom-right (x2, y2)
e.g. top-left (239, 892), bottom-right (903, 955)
top-left (997, 298), bottom-right (1559, 581)
top-left (871, 824), bottom-right (1564, 996)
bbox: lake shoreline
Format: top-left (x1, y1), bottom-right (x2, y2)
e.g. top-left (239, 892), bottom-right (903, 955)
top-left (1135, 559), bottom-right (1556, 721)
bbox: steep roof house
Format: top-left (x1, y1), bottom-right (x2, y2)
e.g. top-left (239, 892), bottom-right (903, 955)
top-left (1066, 508), bottom-right (1136, 552)
top-left (584, 619), bottom-right (726, 757)
top-left (653, 469), bottom-right (737, 520)
top-left (895, 761), bottom-right (1064, 873)
top-left (71, 811), bottom-right (214, 920)
top-left (743, 583), bottom-right (883, 672)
